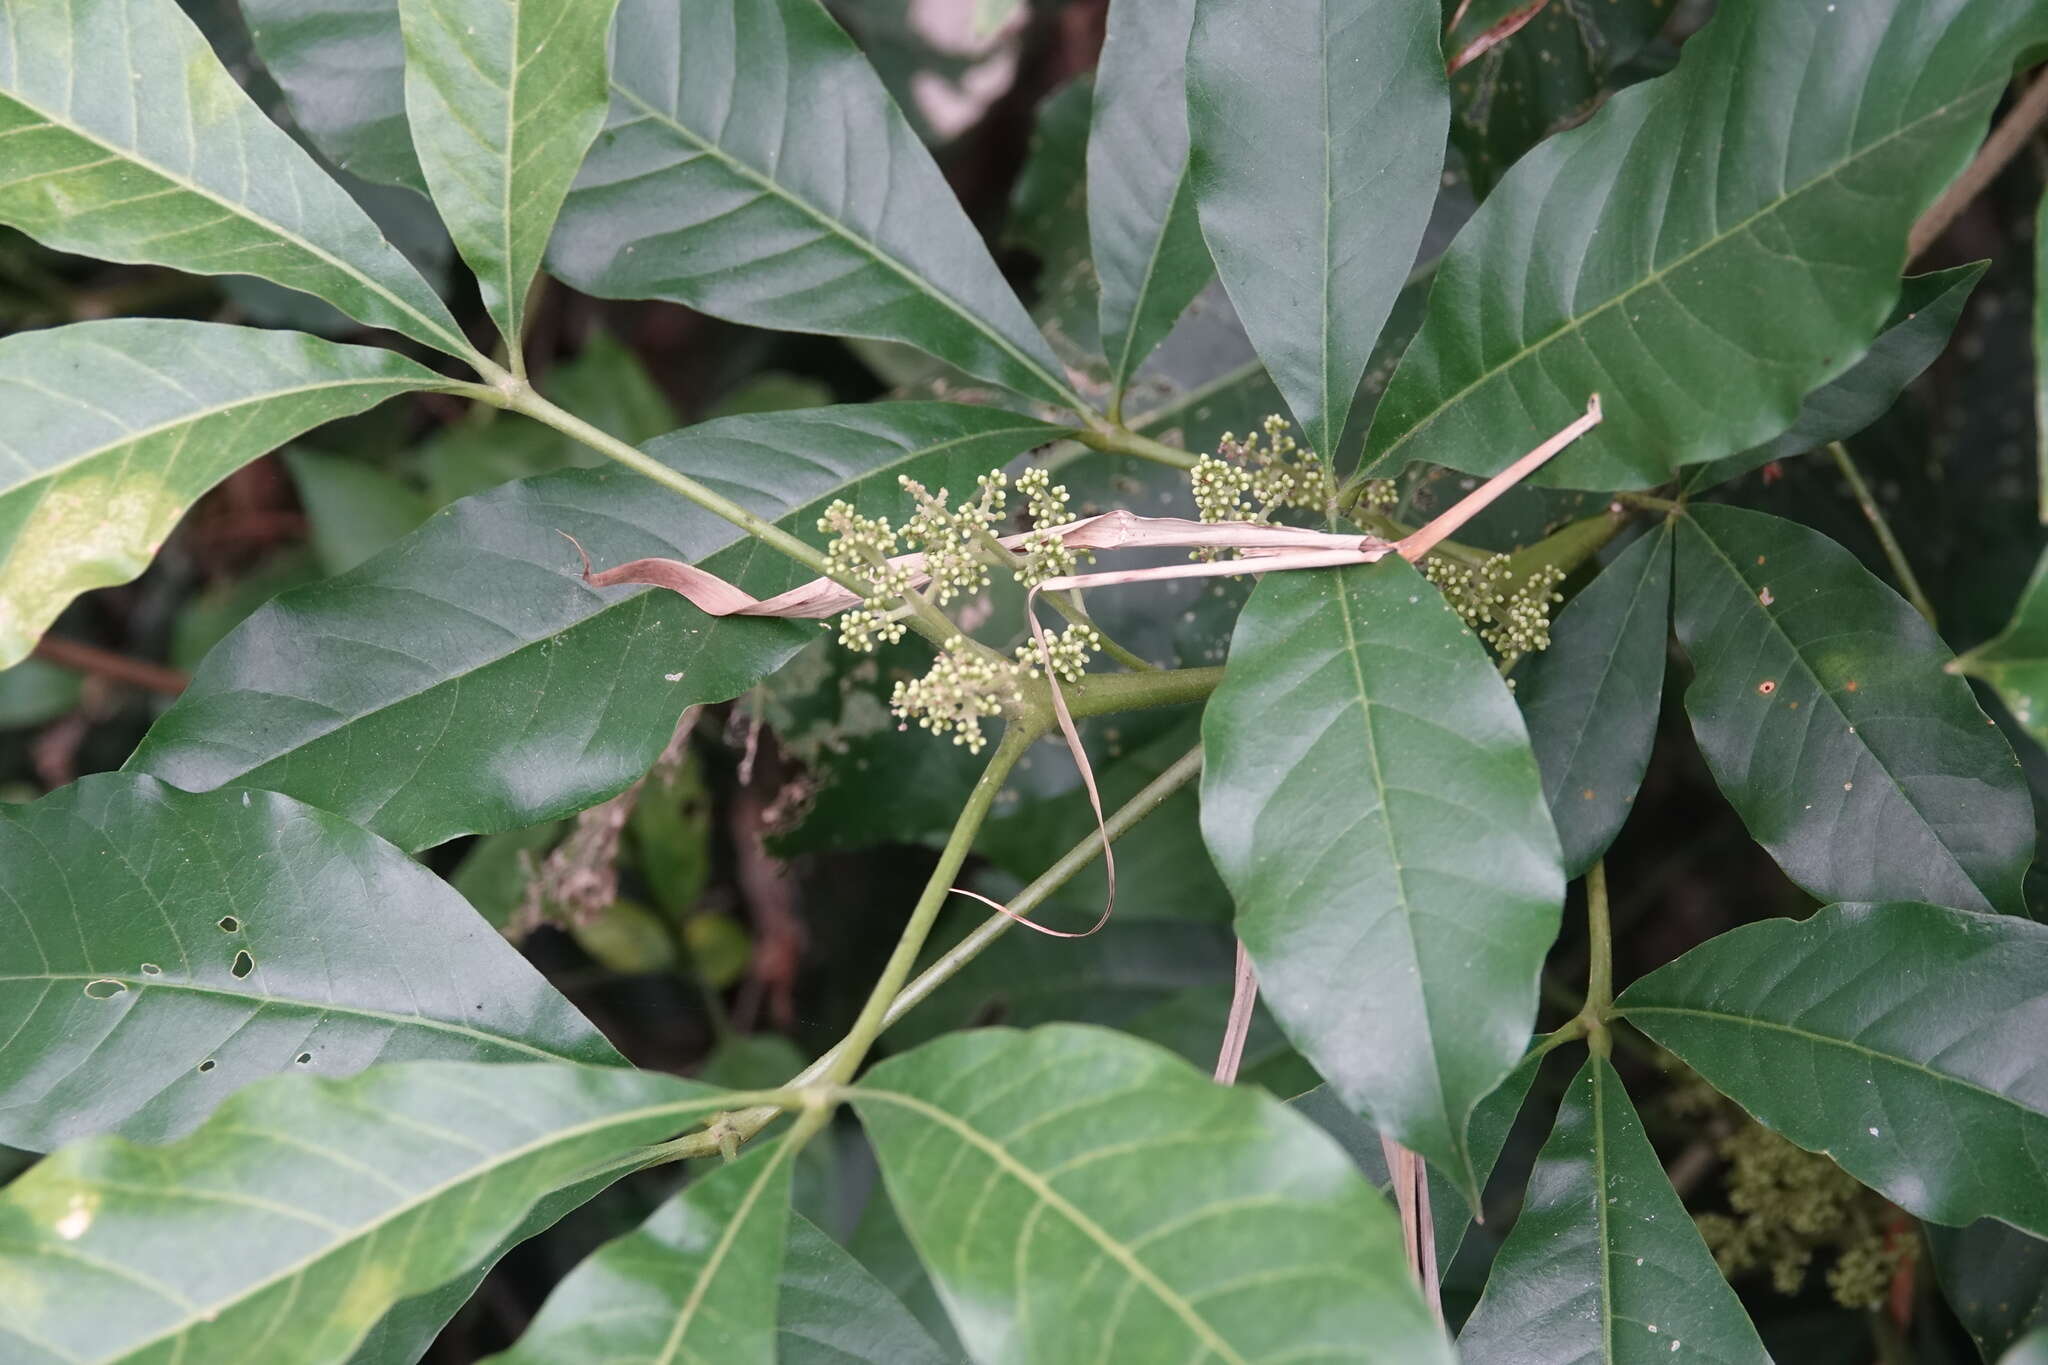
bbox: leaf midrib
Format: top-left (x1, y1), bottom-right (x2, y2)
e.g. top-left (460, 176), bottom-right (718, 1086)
top-left (0, 88), bottom-right (470, 361)
top-left (100, 1086), bottom-right (730, 1363)
top-left (0, 970), bottom-right (580, 1066)
top-left (853, 1086), bottom-right (1249, 1365)
top-left (604, 80), bottom-right (1081, 412)
top-left (655, 1138), bottom-right (797, 1364)
top-left (1375, 78), bottom-right (2002, 464)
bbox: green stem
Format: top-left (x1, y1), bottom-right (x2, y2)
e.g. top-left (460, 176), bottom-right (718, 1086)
top-left (1580, 860), bottom-right (1614, 1058)
top-left (1524, 1015), bottom-right (1589, 1063)
top-left (1829, 441), bottom-right (1936, 626)
top-left (822, 724), bottom-right (1034, 1085)
top-left (643, 738), bottom-right (1201, 1163)
top-left (1059, 665), bottom-right (1225, 720)
top-left (1613, 490), bottom-right (1682, 516)
top-left (1072, 418), bottom-right (1202, 470)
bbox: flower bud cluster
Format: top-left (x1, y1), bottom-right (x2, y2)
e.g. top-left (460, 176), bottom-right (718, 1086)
top-left (819, 500), bottom-right (914, 651)
top-left (1014, 466), bottom-right (1089, 586)
top-left (1354, 477), bottom-right (1400, 512)
top-left (900, 473), bottom-right (1006, 604)
top-left (889, 636), bottom-right (1026, 754)
top-left (1014, 623), bottom-right (1101, 683)
top-left (1693, 1121), bottom-right (1908, 1310)
top-left (1192, 415), bottom-right (1336, 529)
top-left (1421, 553), bottom-right (1567, 656)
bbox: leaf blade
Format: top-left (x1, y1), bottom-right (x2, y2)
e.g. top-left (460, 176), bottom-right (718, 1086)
top-left (398, 0), bottom-right (622, 351)
top-left (0, 773), bottom-right (621, 1151)
top-left (0, 319), bottom-right (451, 667)
top-left (1516, 524), bottom-right (1673, 878)
top-left (1955, 546), bottom-right (2048, 752)
top-left (128, 403), bottom-right (1067, 850)
top-left (547, 0), bottom-right (1078, 409)
top-left (850, 1024), bottom-right (1452, 1365)
top-left (1673, 504), bottom-right (2031, 912)
top-left (1457, 1055), bottom-right (1769, 1365)
top-left (1200, 559), bottom-right (1564, 1197)
top-left (1186, 0), bottom-right (1447, 457)
top-left (0, 1060), bottom-right (718, 1365)
top-left (1364, 0), bottom-right (2048, 488)
top-left (481, 1139), bottom-right (796, 1365)
top-left (1616, 901), bottom-right (2048, 1239)
top-left (775, 1213), bottom-right (954, 1365)
top-left (0, 0), bottom-right (469, 357)
top-left (1089, 0), bottom-right (1211, 403)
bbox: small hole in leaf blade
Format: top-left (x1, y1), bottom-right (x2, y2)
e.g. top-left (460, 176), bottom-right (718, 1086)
top-left (230, 950), bottom-right (254, 979)
top-left (197, 1059), bottom-right (216, 1073)
top-left (217, 916), bottom-right (240, 933)
top-left (83, 979), bottom-right (126, 999)
top-left (294, 1052), bottom-right (312, 1065)
top-left (139, 963), bottom-right (161, 976)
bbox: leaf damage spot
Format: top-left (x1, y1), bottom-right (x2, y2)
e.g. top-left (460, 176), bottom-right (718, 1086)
top-left (1757, 680), bottom-right (1776, 695)
top-left (217, 915), bottom-right (240, 933)
top-left (139, 963), bottom-right (162, 976)
top-left (197, 1058), bottom-right (217, 1074)
top-left (83, 978), bottom-right (126, 999)
top-left (231, 950), bottom-right (255, 979)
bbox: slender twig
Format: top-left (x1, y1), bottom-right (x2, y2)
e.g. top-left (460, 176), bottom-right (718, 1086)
top-left (640, 743), bottom-right (1203, 1164)
top-left (1909, 68), bottom-right (2048, 259)
top-left (1212, 942), bottom-right (1259, 1084)
top-left (821, 725), bottom-right (1035, 1085)
top-left (1828, 441), bottom-right (1936, 626)
top-left (1446, 0), bottom-right (1548, 75)
top-left (1581, 860), bottom-right (1614, 1058)
top-left (31, 636), bottom-right (187, 695)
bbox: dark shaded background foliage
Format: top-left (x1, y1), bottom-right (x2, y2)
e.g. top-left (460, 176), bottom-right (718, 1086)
top-left (1, 0), bottom-right (2040, 1359)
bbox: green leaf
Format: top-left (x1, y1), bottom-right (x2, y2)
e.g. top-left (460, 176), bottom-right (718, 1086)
top-left (1089, 0), bottom-right (1211, 404)
top-left (1682, 263), bottom-right (1988, 493)
top-left (0, 773), bottom-right (619, 1151)
top-left (129, 403), bottom-right (1066, 851)
top-left (1446, 0), bottom-right (1665, 198)
top-left (0, 1), bottom-right (470, 358)
top-left (1929, 1219), bottom-right (2048, 1363)
top-left (1616, 901), bottom-right (2048, 1239)
top-left (1364, 0), bottom-right (2048, 488)
top-left (1290, 1052), bottom-right (1541, 1275)
top-left (242, 0), bottom-right (423, 191)
top-left (284, 447), bottom-right (434, 576)
top-left (851, 1024), bottom-right (1452, 1365)
top-left (0, 1059), bottom-right (723, 1365)
top-left (1673, 504), bottom-right (2031, 913)
top-left (548, 0), bottom-right (1080, 410)
top-left (1957, 547), bottom-right (2048, 753)
top-left (777, 1212), bottom-right (954, 1365)
top-left (1457, 1055), bottom-right (1769, 1365)
top-left (1516, 524), bottom-right (1672, 878)
top-left (397, 0), bottom-right (621, 351)
top-left (481, 1138), bottom-right (796, 1364)
top-left (0, 320), bottom-right (453, 670)
top-left (1200, 558), bottom-right (1563, 1198)
top-left (1186, 0), bottom-right (1447, 458)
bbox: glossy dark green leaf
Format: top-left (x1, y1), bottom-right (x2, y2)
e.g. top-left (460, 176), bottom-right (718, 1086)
top-left (482, 1138), bottom-right (796, 1364)
top-left (1517, 524), bottom-right (1672, 878)
top-left (1673, 504), bottom-right (2031, 912)
top-left (1956, 548), bottom-right (2048, 752)
top-left (0, 0), bottom-right (470, 358)
top-left (777, 1212), bottom-right (954, 1365)
top-left (0, 773), bottom-right (619, 1151)
top-left (1458, 1055), bottom-right (1768, 1365)
top-left (242, 0), bottom-right (423, 190)
top-left (1929, 1219), bottom-right (2048, 1363)
top-left (1089, 0), bottom-right (1210, 404)
top-left (1187, 0), bottom-right (1446, 458)
top-left (1446, 0), bottom-right (1665, 197)
top-left (852, 1024), bottom-right (1452, 1365)
top-left (1291, 1051), bottom-right (1540, 1274)
top-left (1682, 263), bottom-right (1988, 493)
top-left (0, 320), bottom-right (453, 669)
top-left (1201, 558), bottom-right (1563, 1198)
top-left (0, 1060), bottom-right (724, 1365)
top-left (1616, 901), bottom-right (2048, 1239)
top-left (128, 403), bottom-right (1066, 851)
top-left (397, 0), bottom-right (621, 350)
top-left (1365, 0), bottom-right (2048, 488)
top-left (548, 0), bottom-right (1080, 410)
